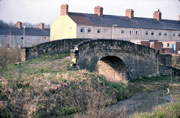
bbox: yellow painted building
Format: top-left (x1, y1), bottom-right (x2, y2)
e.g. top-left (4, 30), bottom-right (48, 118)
top-left (50, 12), bottom-right (77, 40)
top-left (50, 4), bottom-right (112, 41)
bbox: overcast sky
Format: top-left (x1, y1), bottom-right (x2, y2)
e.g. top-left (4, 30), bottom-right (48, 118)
top-left (0, 0), bottom-right (179, 24)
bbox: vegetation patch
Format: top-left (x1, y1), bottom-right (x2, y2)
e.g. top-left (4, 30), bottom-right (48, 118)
top-left (61, 105), bottom-right (82, 115)
top-left (129, 76), bottom-right (180, 93)
top-left (0, 53), bottom-right (180, 118)
top-left (0, 48), bottom-right (21, 67)
top-left (133, 95), bottom-right (180, 118)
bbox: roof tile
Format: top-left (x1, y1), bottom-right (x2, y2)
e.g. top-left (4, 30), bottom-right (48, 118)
top-left (69, 12), bottom-right (180, 30)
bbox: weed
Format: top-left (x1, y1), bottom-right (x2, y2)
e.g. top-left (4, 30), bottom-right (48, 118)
top-left (130, 76), bottom-right (169, 83)
top-left (61, 105), bottom-right (81, 115)
top-left (50, 80), bottom-right (59, 84)
top-left (0, 110), bottom-right (14, 118)
top-left (0, 48), bottom-right (21, 67)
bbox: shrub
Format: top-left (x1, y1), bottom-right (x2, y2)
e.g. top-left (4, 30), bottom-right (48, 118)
top-left (0, 48), bottom-right (21, 67)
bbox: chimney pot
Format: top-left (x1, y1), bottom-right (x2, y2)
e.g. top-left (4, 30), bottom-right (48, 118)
top-left (16, 21), bottom-right (22, 29)
top-left (125, 9), bottom-right (134, 19)
top-left (60, 4), bottom-right (69, 16)
top-left (153, 10), bottom-right (162, 21)
top-left (94, 6), bottom-right (103, 16)
top-left (179, 15), bottom-right (180, 21)
top-left (39, 23), bottom-right (44, 30)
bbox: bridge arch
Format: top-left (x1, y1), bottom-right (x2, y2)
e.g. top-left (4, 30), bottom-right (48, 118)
top-left (71, 39), bottom-right (159, 81)
top-left (96, 56), bottom-right (128, 82)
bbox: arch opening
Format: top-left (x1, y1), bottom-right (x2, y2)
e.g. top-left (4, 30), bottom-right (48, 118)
top-left (96, 56), bottom-right (127, 83)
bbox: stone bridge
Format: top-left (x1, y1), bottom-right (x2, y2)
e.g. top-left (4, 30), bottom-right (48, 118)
top-left (23, 38), bottom-right (180, 82)
top-left (71, 39), bottom-right (159, 82)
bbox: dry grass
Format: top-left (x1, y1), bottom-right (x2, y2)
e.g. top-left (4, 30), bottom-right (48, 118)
top-left (172, 54), bottom-right (180, 69)
top-left (0, 54), bottom-right (130, 118)
top-left (0, 72), bottom-right (125, 118)
top-left (0, 53), bottom-right (180, 118)
top-left (0, 48), bottom-right (21, 67)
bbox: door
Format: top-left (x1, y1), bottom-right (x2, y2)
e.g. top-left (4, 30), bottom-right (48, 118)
top-left (172, 44), bottom-right (175, 53)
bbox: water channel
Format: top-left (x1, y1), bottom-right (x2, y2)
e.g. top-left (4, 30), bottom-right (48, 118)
top-left (71, 86), bottom-right (179, 118)
top-left (104, 87), bottom-right (180, 118)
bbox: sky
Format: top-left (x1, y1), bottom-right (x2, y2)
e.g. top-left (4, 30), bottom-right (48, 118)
top-left (0, 0), bottom-right (180, 24)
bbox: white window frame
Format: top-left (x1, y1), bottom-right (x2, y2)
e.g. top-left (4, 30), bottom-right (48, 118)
top-left (80, 27), bottom-right (85, 33)
top-left (121, 30), bottom-right (125, 34)
top-left (87, 27), bottom-right (93, 33)
top-left (114, 28), bottom-right (119, 34)
top-left (103, 29), bottom-right (108, 34)
top-left (97, 29), bottom-right (101, 34)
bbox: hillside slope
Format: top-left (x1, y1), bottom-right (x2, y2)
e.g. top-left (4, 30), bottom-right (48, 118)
top-left (0, 54), bottom-right (131, 118)
top-left (0, 53), bottom-right (179, 118)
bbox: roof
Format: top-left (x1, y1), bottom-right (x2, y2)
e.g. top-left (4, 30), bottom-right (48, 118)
top-left (0, 21), bottom-right (50, 36)
top-left (69, 12), bottom-right (180, 31)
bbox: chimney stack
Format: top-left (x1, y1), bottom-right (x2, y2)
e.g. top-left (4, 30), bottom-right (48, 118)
top-left (60, 4), bottom-right (69, 16)
top-left (125, 9), bottom-right (134, 19)
top-left (16, 21), bottom-right (22, 29)
top-left (39, 23), bottom-right (44, 30)
top-left (94, 6), bottom-right (103, 16)
top-left (153, 10), bottom-right (162, 21)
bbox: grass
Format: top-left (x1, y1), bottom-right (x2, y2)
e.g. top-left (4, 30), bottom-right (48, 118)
top-left (0, 53), bottom-right (130, 117)
top-left (0, 53), bottom-right (70, 79)
top-left (0, 53), bottom-right (180, 118)
top-left (0, 111), bottom-right (13, 118)
top-left (61, 105), bottom-right (82, 115)
top-left (172, 54), bottom-right (180, 69)
top-left (132, 76), bottom-right (180, 118)
top-left (129, 76), bottom-right (180, 94)
top-left (0, 48), bottom-right (21, 67)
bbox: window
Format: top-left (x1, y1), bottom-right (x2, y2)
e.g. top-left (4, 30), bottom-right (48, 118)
top-left (103, 29), bottom-right (108, 33)
top-left (151, 32), bottom-right (154, 35)
top-left (97, 29), bottom-right (101, 33)
top-left (130, 31), bottom-right (133, 35)
top-left (145, 31), bottom-right (148, 35)
top-left (114, 28), bottom-right (119, 34)
top-left (136, 31), bottom-right (138, 35)
top-left (159, 32), bottom-right (162, 36)
top-left (167, 43), bottom-right (169, 47)
top-left (80, 27), bottom-right (85, 33)
top-left (121, 30), bottom-right (124, 34)
top-left (164, 33), bottom-right (167, 36)
top-left (87, 28), bottom-right (92, 33)
top-left (173, 33), bottom-right (175, 36)
top-left (179, 33), bottom-right (180, 37)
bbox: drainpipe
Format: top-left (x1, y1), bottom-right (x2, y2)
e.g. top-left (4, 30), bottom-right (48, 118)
top-left (111, 24), bottom-right (117, 39)
top-left (156, 51), bottom-right (160, 76)
top-left (22, 26), bottom-right (26, 47)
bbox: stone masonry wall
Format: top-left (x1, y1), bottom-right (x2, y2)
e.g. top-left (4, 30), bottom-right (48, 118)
top-left (159, 65), bottom-right (180, 76)
top-left (158, 54), bottom-right (172, 67)
top-left (22, 38), bottom-right (180, 81)
top-left (73, 39), bottom-right (159, 80)
top-left (24, 39), bottom-right (91, 59)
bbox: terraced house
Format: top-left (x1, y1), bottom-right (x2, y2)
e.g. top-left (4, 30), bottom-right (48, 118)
top-left (0, 21), bottom-right (50, 48)
top-left (50, 4), bottom-right (180, 53)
